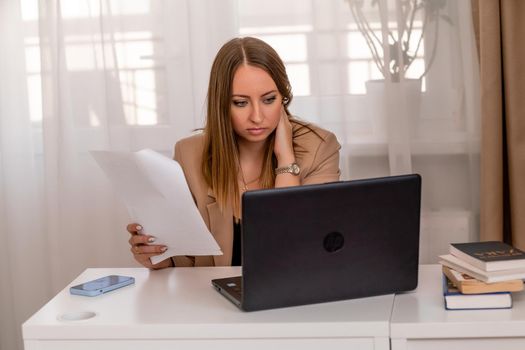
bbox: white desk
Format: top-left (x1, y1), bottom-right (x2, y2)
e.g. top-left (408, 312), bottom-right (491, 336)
top-left (391, 265), bottom-right (525, 350)
top-left (23, 267), bottom-right (393, 350)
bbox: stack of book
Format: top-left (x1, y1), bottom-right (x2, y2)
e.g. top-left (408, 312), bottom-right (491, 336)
top-left (439, 241), bottom-right (525, 310)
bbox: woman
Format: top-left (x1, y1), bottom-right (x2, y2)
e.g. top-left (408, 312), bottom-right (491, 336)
top-left (127, 37), bottom-right (341, 269)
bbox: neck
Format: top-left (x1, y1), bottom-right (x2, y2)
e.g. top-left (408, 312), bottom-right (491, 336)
top-left (237, 139), bottom-right (266, 163)
top-left (237, 139), bottom-right (266, 191)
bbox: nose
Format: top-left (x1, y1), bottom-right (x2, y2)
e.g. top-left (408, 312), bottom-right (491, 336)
top-left (250, 102), bottom-right (264, 124)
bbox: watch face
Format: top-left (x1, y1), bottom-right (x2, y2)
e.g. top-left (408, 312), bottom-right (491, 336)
top-left (291, 163), bottom-right (300, 175)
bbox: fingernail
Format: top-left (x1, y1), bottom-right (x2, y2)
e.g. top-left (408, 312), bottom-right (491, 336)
top-left (160, 246), bottom-right (167, 252)
top-left (136, 225), bottom-right (143, 231)
top-left (147, 236), bottom-right (156, 243)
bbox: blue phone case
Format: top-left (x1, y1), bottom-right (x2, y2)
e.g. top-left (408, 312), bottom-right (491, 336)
top-left (70, 275), bottom-right (135, 297)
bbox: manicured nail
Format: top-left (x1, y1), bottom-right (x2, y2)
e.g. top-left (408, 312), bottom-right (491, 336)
top-left (160, 246), bottom-right (167, 252)
top-left (136, 225), bottom-right (143, 231)
top-left (147, 236), bottom-right (156, 243)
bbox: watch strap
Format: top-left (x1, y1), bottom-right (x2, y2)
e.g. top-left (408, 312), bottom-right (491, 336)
top-left (275, 162), bottom-right (300, 176)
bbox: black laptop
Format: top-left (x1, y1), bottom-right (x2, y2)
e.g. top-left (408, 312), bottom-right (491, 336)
top-left (212, 174), bottom-right (421, 311)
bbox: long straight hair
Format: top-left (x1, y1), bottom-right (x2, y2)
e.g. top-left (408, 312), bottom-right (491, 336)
top-left (201, 37), bottom-right (313, 216)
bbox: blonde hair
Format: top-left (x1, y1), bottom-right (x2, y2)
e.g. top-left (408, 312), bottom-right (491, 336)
top-left (201, 37), bottom-right (314, 215)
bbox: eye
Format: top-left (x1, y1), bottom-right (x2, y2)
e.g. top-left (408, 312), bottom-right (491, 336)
top-left (232, 100), bottom-right (248, 107)
top-left (263, 96), bottom-right (277, 104)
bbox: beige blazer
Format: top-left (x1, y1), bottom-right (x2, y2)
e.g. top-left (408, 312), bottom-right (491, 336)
top-left (172, 123), bottom-right (341, 267)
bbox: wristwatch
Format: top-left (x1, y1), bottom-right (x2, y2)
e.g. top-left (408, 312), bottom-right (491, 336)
top-left (275, 162), bottom-right (301, 176)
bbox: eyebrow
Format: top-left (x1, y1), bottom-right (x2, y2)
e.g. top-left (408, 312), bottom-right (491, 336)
top-left (232, 90), bottom-right (278, 98)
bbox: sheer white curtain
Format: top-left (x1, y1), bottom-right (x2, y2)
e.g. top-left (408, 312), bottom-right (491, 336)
top-left (1, 0), bottom-right (235, 349)
top-left (0, 0), bottom-right (479, 349)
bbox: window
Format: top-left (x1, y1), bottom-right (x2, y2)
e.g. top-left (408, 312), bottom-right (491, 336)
top-left (21, 0), bottom-right (198, 152)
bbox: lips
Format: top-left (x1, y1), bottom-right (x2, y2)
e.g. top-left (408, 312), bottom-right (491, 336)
top-left (246, 128), bottom-right (266, 136)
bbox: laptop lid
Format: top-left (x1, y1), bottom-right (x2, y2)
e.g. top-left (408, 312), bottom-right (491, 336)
top-left (239, 174), bottom-right (421, 311)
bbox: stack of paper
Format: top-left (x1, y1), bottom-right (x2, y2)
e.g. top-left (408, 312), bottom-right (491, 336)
top-left (91, 149), bottom-right (222, 264)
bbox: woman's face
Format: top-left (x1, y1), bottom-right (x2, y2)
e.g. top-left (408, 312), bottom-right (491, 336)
top-left (230, 64), bottom-right (283, 146)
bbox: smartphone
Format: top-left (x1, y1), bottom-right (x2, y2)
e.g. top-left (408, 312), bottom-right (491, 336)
top-left (70, 275), bottom-right (135, 297)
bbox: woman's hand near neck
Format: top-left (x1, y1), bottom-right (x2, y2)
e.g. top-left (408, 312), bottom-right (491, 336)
top-left (273, 106), bottom-right (295, 167)
top-left (274, 108), bottom-right (300, 188)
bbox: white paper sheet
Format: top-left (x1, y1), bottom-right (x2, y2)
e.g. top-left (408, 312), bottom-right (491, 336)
top-left (91, 149), bottom-right (222, 264)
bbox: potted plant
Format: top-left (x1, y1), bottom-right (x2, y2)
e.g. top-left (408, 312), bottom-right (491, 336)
top-left (345, 0), bottom-right (452, 144)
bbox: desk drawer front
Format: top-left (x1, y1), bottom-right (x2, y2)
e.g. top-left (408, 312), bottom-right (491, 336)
top-left (395, 337), bottom-right (525, 350)
top-left (25, 337), bottom-right (386, 350)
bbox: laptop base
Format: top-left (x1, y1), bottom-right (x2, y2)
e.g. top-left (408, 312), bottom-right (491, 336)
top-left (212, 276), bottom-right (242, 307)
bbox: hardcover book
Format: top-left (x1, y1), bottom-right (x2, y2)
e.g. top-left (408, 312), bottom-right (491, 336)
top-left (439, 254), bottom-right (525, 283)
top-left (443, 275), bottom-right (512, 310)
top-left (442, 266), bottom-right (524, 294)
top-left (450, 241), bottom-right (525, 272)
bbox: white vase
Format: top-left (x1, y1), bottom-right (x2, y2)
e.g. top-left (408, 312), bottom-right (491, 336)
top-left (364, 79), bottom-right (422, 141)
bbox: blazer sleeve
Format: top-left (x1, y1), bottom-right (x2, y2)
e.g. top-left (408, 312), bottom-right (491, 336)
top-left (302, 131), bottom-right (341, 186)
